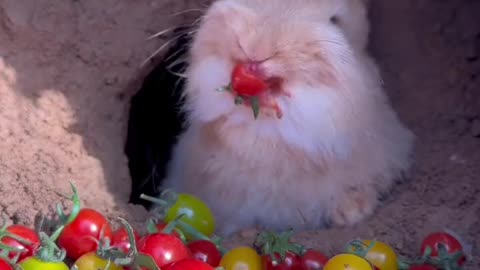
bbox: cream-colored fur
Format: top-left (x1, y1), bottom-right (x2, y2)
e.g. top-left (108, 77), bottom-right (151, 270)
top-left (161, 0), bottom-right (415, 236)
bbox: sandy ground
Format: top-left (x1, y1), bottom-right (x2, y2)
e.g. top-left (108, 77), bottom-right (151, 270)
top-left (0, 0), bottom-right (478, 268)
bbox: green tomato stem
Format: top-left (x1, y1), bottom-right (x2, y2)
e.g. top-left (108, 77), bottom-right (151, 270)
top-left (146, 218), bottom-right (160, 234)
top-left (0, 254), bottom-right (23, 270)
top-left (95, 218), bottom-right (138, 267)
top-left (160, 216), bottom-right (179, 235)
top-left (110, 218), bottom-right (161, 270)
top-left (396, 259), bottom-right (411, 270)
top-left (175, 219), bottom-right (228, 254)
top-left (117, 218), bottom-right (139, 256)
top-left (158, 214), bottom-right (187, 243)
top-left (250, 96), bottom-right (260, 119)
top-left (48, 225), bottom-right (64, 243)
top-left (33, 183), bottom-right (83, 263)
top-left (140, 191), bottom-right (179, 222)
top-left (345, 239), bottom-right (372, 258)
top-left (35, 230), bottom-right (66, 263)
top-left (0, 217), bottom-right (34, 247)
top-left (172, 227), bottom-right (187, 243)
top-left (140, 194), bottom-right (169, 207)
top-left (0, 232), bottom-right (34, 247)
top-left (55, 182), bottom-right (82, 226)
top-left (0, 243), bottom-right (24, 253)
top-left (0, 244), bottom-right (24, 265)
top-left (175, 219), bottom-right (210, 241)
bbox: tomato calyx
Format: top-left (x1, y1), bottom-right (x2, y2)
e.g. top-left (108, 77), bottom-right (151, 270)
top-left (345, 239), bottom-right (378, 259)
top-left (32, 182), bottom-right (82, 239)
top-left (88, 221), bottom-right (142, 270)
top-left (217, 84), bottom-right (262, 119)
top-left (253, 228), bottom-right (305, 266)
top-left (96, 218), bottom-right (161, 270)
top-left (394, 231), bottom-right (468, 270)
top-left (31, 183), bottom-right (86, 263)
top-left (419, 231), bottom-right (467, 270)
top-left (32, 224), bottom-right (67, 263)
top-left (420, 244), bottom-right (465, 270)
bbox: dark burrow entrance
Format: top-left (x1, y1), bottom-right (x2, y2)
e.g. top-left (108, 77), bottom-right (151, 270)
top-left (124, 27), bottom-right (193, 209)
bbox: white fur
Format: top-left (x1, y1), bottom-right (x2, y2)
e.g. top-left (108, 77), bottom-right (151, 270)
top-left (160, 0), bottom-right (415, 236)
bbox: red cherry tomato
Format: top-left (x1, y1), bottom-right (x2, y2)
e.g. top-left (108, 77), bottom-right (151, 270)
top-left (408, 265), bottom-right (438, 270)
top-left (111, 227), bottom-right (141, 254)
top-left (420, 232), bottom-right (466, 267)
top-left (262, 251), bottom-right (303, 270)
top-left (0, 258), bottom-right (13, 270)
top-left (137, 233), bottom-right (191, 268)
top-left (57, 208), bottom-right (113, 260)
top-left (231, 63), bottom-right (268, 96)
top-left (186, 240), bottom-right (222, 267)
top-left (164, 258), bottom-right (215, 270)
top-left (1, 225), bottom-right (40, 261)
top-left (301, 249), bottom-right (329, 270)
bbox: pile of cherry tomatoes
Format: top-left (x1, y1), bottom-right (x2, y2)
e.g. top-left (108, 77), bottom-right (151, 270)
top-left (0, 183), bottom-right (469, 270)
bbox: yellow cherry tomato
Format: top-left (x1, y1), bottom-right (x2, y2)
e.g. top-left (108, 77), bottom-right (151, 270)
top-left (347, 240), bottom-right (398, 270)
top-left (19, 257), bottom-right (69, 270)
top-left (73, 251), bottom-right (124, 270)
top-left (219, 246), bottom-right (262, 270)
top-left (323, 253), bottom-right (375, 270)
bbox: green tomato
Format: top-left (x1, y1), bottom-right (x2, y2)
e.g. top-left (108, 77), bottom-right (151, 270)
top-left (165, 193), bottom-right (216, 239)
top-left (19, 257), bottom-right (69, 270)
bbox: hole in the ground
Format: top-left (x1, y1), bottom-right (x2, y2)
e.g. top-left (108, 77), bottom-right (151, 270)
top-left (124, 27), bottom-right (192, 209)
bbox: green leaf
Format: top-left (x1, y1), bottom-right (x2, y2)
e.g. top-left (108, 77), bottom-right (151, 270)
top-left (250, 96), bottom-right (260, 119)
top-left (131, 254), bottom-right (160, 270)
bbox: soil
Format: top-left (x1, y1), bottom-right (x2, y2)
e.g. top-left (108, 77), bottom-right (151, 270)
top-left (0, 0), bottom-right (479, 269)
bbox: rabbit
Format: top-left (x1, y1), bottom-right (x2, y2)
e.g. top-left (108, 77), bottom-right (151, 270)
top-left (160, 0), bottom-right (415, 236)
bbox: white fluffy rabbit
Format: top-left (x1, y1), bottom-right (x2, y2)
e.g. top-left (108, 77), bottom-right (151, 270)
top-left (161, 0), bottom-right (415, 236)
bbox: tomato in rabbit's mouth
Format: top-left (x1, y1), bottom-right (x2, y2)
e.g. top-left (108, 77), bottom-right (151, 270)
top-left (222, 62), bottom-right (289, 119)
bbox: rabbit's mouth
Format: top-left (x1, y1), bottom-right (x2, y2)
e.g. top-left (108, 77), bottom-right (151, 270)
top-left (225, 62), bottom-right (290, 119)
top-left (237, 91), bottom-right (286, 119)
